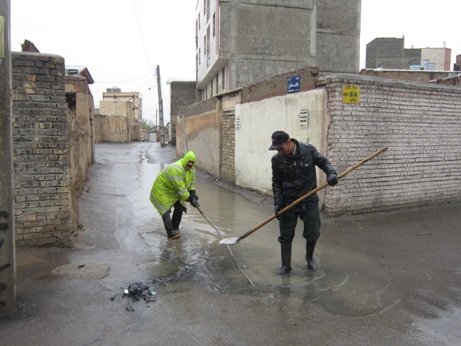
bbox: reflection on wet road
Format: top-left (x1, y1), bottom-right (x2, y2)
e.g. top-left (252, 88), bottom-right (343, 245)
top-left (92, 142), bottom-right (402, 318)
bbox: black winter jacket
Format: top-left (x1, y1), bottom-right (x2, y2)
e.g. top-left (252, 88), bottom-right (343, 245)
top-left (271, 138), bottom-right (336, 209)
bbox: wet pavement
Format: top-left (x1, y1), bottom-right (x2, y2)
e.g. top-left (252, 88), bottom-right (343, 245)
top-left (1, 142), bottom-right (460, 345)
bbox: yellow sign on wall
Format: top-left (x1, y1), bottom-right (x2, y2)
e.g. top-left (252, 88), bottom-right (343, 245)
top-left (342, 85), bottom-right (360, 104)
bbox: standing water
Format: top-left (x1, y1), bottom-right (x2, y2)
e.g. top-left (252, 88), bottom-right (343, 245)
top-left (85, 142), bottom-right (400, 317)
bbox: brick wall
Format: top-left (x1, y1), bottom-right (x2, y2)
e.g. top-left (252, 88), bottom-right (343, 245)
top-left (240, 66), bottom-right (319, 104)
top-left (220, 109), bottom-right (235, 183)
top-left (12, 52), bottom-right (72, 247)
top-left (359, 69), bottom-right (456, 83)
top-left (318, 74), bottom-right (461, 215)
top-left (180, 70), bottom-right (461, 215)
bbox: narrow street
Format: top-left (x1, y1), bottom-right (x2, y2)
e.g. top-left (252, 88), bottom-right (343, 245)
top-left (1, 142), bottom-right (460, 345)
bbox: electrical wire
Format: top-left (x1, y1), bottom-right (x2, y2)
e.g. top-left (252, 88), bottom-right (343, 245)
top-left (131, 0), bottom-right (156, 79)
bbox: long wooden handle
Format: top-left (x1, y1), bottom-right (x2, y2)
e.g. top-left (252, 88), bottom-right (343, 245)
top-left (237, 147), bottom-right (388, 242)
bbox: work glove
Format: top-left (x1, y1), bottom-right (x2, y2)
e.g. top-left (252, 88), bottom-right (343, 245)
top-left (190, 198), bottom-right (200, 208)
top-left (327, 173), bottom-right (338, 187)
top-left (274, 204), bottom-right (284, 220)
top-left (189, 190), bottom-right (199, 201)
top-left (188, 192), bottom-right (200, 208)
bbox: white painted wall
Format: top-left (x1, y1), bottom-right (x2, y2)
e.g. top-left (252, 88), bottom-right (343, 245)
top-left (235, 89), bottom-right (327, 195)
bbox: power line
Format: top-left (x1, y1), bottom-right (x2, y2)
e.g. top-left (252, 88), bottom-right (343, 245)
top-left (92, 75), bottom-right (149, 84)
top-left (131, 0), bottom-right (157, 80)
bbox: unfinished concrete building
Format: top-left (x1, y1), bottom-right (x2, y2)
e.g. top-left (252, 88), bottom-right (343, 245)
top-left (195, 0), bottom-right (361, 100)
top-left (366, 37), bottom-right (452, 70)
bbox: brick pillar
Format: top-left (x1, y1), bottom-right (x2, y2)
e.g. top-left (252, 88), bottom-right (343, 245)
top-left (11, 52), bottom-right (72, 247)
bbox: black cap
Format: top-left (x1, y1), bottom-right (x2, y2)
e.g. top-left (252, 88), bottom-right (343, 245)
top-left (269, 131), bottom-right (290, 150)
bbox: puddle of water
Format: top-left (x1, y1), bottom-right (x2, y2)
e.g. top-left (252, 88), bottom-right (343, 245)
top-left (138, 177), bottom-right (402, 317)
top-left (94, 142), bottom-right (403, 317)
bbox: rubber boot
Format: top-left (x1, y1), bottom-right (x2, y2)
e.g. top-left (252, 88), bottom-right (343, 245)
top-left (168, 230), bottom-right (181, 240)
top-left (278, 243), bottom-right (292, 275)
top-left (162, 211), bottom-right (181, 239)
top-left (306, 240), bottom-right (317, 271)
top-left (171, 204), bottom-right (184, 231)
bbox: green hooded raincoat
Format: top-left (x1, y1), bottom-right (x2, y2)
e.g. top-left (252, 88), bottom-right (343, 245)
top-left (150, 151), bottom-right (196, 216)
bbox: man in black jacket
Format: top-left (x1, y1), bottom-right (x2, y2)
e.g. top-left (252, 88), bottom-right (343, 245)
top-left (269, 131), bottom-right (338, 275)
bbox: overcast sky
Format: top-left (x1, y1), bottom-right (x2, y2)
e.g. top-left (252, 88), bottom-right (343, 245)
top-left (10, 0), bottom-right (460, 124)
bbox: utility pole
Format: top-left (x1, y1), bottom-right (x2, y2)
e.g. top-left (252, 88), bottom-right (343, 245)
top-left (156, 65), bottom-right (165, 147)
top-left (0, 0), bottom-right (16, 317)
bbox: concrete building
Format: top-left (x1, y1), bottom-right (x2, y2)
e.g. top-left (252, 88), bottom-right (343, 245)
top-left (195, 0), bottom-right (361, 100)
top-left (97, 88), bottom-right (143, 142)
top-left (366, 37), bottom-right (452, 71)
top-left (101, 88), bottom-right (143, 121)
top-left (169, 80), bottom-right (197, 145)
top-left (455, 54), bottom-right (461, 71)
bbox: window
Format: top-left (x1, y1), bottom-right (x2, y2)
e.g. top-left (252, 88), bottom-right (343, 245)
top-left (195, 20), bottom-right (198, 49)
top-left (212, 13), bottom-right (215, 37)
top-left (206, 26), bottom-right (210, 57)
top-left (222, 68), bottom-right (226, 90)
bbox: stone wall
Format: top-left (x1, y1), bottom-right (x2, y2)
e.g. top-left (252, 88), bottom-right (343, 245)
top-left (11, 52), bottom-right (72, 246)
top-left (94, 114), bottom-right (129, 143)
top-left (65, 76), bottom-right (95, 234)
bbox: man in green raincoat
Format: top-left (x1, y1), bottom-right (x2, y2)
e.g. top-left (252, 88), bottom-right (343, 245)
top-left (150, 151), bottom-right (200, 239)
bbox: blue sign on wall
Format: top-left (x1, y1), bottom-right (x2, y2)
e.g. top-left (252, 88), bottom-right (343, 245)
top-left (288, 76), bottom-right (300, 93)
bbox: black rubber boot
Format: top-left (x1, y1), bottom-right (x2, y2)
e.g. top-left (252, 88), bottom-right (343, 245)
top-left (168, 230), bottom-right (181, 240)
top-left (162, 211), bottom-right (181, 239)
top-left (306, 240), bottom-right (317, 271)
top-left (172, 201), bottom-right (185, 230)
top-left (278, 243), bottom-right (292, 275)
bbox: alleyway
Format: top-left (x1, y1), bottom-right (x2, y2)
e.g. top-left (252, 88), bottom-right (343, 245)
top-left (1, 142), bottom-right (460, 346)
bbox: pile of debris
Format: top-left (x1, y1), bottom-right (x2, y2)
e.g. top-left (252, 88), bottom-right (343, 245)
top-left (121, 268), bottom-right (193, 304)
top-left (122, 282), bottom-right (157, 303)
